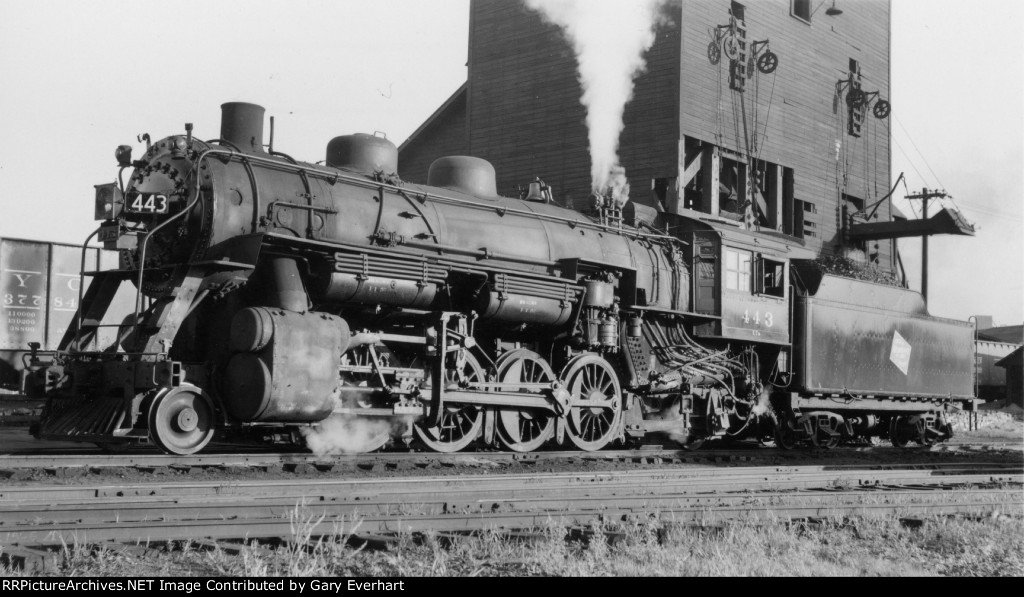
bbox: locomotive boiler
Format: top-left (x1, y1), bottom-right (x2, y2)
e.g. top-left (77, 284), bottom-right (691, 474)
top-left (30, 102), bottom-right (976, 455)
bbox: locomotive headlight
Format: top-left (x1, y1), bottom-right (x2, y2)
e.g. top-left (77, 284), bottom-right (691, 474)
top-left (94, 183), bottom-right (123, 221)
top-left (115, 145), bottom-right (133, 167)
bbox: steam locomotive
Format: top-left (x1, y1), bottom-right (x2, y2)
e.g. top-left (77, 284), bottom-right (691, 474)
top-left (29, 103), bottom-right (976, 455)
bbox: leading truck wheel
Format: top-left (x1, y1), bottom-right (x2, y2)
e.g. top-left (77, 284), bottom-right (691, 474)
top-left (148, 385), bottom-right (215, 455)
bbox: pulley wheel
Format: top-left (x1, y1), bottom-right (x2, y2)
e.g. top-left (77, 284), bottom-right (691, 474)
top-left (707, 40), bottom-right (721, 65)
top-left (756, 51), bottom-right (779, 74)
top-left (148, 384), bottom-right (215, 455)
top-left (722, 36), bottom-right (741, 61)
top-left (494, 349), bottom-right (556, 453)
top-left (873, 99), bottom-right (891, 119)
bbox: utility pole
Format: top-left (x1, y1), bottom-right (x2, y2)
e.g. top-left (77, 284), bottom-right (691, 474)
top-left (904, 188), bottom-right (948, 301)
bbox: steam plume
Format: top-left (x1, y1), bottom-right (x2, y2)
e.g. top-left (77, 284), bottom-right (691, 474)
top-left (525, 0), bottom-right (667, 205)
top-left (300, 415), bottom-right (392, 455)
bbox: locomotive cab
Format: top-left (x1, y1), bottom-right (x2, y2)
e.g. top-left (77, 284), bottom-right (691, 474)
top-left (666, 216), bottom-right (802, 347)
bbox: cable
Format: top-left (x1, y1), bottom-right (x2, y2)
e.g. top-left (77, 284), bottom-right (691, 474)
top-left (892, 138), bottom-right (930, 186)
top-left (894, 114), bottom-right (945, 189)
top-left (754, 69), bottom-right (778, 164)
top-left (872, 108), bottom-right (880, 201)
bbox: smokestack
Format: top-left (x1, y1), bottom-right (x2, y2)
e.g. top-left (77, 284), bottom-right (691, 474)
top-left (220, 102), bottom-right (266, 153)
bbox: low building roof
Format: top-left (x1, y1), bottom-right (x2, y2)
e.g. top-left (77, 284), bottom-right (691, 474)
top-left (996, 346), bottom-right (1023, 369)
top-left (979, 325), bottom-right (1023, 344)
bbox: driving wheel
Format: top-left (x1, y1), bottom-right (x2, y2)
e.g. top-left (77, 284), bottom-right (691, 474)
top-left (560, 355), bottom-right (623, 452)
top-left (495, 349), bottom-right (557, 453)
top-left (414, 351), bottom-right (485, 453)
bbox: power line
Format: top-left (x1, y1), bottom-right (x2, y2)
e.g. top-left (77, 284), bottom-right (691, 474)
top-left (892, 138), bottom-right (930, 188)
top-left (893, 114), bottom-right (945, 189)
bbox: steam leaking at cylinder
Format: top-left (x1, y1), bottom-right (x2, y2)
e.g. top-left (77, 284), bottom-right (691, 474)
top-left (300, 415), bottom-right (398, 456)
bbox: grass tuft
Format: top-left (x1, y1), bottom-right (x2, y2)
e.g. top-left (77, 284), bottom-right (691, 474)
top-left (6, 504), bottom-right (1022, 577)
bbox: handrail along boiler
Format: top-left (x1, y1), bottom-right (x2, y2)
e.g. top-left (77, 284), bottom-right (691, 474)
top-left (30, 103), bottom-right (976, 454)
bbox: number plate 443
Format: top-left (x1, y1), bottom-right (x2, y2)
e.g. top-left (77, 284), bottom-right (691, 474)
top-left (128, 194), bottom-right (169, 214)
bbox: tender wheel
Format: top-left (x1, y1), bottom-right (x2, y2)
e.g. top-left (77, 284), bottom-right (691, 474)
top-left (414, 352), bottom-right (485, 453)
top-left (807, 417), bottom-right (841, 449)
top-left (148, 385), bottom-right (215, 455)
top-left (889, 416), bottom-right (912, 448)
top-left (811, 428), bottom-right (841, 449)
top-left (774, 413), bottom-right (799, 450)
top-left (560, 355), bottom-right (623, 452)
top-left (495, 349), bottom-right (556, 453)
top-left (916, 416), bottom-right (938, 447)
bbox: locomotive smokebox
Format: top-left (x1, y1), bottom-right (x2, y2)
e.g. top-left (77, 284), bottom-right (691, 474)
top-left (326, 134), bottom-right (398, 174)
top-left (220, 102), bottom-right (265, 153)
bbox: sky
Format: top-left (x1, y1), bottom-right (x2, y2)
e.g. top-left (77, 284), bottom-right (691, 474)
top-left (0, 0), bottom-right (1020, 326)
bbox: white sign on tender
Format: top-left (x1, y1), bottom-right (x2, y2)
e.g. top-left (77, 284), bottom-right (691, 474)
top-left (890, 330), bottom-right (912, 375)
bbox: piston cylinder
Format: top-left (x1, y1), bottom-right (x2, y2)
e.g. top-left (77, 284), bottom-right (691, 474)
top-left (222, 308), bottom-right (350, 422)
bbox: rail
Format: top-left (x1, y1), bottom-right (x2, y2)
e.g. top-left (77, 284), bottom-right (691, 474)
top-left (1, 464), bottom-right (1019, 546)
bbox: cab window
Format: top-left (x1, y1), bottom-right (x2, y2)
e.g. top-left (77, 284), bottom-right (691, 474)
top-left (725, 249), bottom-right (752, 292)
top-left (758, 258), bottom-right (786, 298)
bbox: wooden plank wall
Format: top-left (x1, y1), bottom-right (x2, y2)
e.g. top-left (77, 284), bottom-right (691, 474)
top-left (398, 89), bottom-right (469, 184)
top-left (678, 0), bottom-right (892, 264)
top-left (402, 0), bottom-right (895, 271)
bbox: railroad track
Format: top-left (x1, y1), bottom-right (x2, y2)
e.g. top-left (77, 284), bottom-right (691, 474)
top-left (1, 463), bottom-right (1020, 549)
top-left (0, 446), bottom-right (758, 475)
top-left (7, 438), bottom-right (1019, 477)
